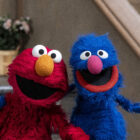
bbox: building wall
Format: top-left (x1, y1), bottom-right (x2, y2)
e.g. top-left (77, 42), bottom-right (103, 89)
top-left (0, 0), bottom-right (140, 139)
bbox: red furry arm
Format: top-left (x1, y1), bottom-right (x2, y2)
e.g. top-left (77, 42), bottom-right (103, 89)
top-left (50, 105), bottom-right (89, 140)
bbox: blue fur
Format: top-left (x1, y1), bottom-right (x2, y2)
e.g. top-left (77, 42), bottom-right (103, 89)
top-left (70, 34), bottom-right (140, 140)
top-left (0, 96), bottom-right (6, 109)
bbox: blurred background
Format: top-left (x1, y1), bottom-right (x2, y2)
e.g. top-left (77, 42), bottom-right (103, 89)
top-left (0, 0), bottom-right (140, 139)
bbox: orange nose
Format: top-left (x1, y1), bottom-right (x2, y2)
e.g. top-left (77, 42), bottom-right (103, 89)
top-left (35, 55), bottom-right (54, 76)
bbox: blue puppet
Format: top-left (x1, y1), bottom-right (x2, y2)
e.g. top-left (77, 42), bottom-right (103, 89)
top-left (70, 34), bottom-right (140, 140)
top-left (0, 96), bottom-right (6, 109)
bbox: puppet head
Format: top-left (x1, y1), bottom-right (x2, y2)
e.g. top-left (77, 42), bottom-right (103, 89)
top-left (8, 45), bottom-right (68, 107)
top-left (70, 34), bottom-right (122, 98)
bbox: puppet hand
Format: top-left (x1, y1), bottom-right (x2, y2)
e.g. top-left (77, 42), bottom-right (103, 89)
top-left (131, 103), bottom-right (140, 113)
top-left (66, 125), bottom-right (89, 140)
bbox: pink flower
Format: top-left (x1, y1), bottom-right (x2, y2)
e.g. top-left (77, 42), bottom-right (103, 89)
top-left (14, 20), bottom-right (21, 25)
top-left (21, 21), bottom-right (30, 33)
top-left (3, 19), bottom-right (12, 30)
top-left (26, 17), bottom-right (30, 21)
top-left (19, 26), bottom-right (24, 30)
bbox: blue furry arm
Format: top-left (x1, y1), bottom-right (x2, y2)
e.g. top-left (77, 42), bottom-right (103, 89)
top-left (0, 96), bottom-right (6, 109)
top-left (115, 94), bottom-right (140, 113)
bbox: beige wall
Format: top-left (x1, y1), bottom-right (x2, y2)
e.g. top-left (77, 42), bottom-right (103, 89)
top-left (0, 0), bottom-right (16, 17)
top-left (0, 0), bottom-right (140, 139)
top-left (129, 0), bottom-right (140, 13)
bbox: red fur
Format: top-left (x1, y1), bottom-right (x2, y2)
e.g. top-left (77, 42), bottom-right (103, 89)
top-left (8, 47), bottom-right (68, 106)
top-left (0, 47), bottom-right (89, 140)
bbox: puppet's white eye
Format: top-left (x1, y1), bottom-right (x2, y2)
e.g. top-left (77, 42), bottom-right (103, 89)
top-left (48, 50), bottom-right (62, 63)
top-left (32, 45), bottom-right (47, 57)
top-left (97, 50), bottom-right (108, 59)
top-left (80, 51), bottom-right (91, 60)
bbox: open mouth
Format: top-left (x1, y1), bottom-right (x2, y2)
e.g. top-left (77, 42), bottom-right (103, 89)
top-left (16, 75), bottom-right (58, 100)
top-left (76, 66), bottom-right (118, 92)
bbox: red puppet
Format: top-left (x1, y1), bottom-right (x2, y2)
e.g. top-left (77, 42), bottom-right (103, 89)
top-left (0, 45), bottom-right (89, 140)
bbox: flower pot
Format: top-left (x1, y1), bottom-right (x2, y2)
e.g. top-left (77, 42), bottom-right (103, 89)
top-left (0, 47), bottom-right (19, 76)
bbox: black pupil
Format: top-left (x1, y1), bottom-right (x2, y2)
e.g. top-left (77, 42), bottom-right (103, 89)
top-left (85, 52), bottom-right (90, 57)
top-left (51, 53), bottom-right (56, 58)
top-left (99, 51), bottom-right (103, 56)
top-left (39, 49), bottom-right (44, 55)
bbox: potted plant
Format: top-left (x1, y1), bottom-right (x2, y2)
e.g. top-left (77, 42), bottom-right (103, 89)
top-left (0, 16), bottom-right (32, 75)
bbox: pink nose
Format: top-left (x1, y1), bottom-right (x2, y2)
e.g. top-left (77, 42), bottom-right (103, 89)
top-left (87, 55), bottom-right (103, 74)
